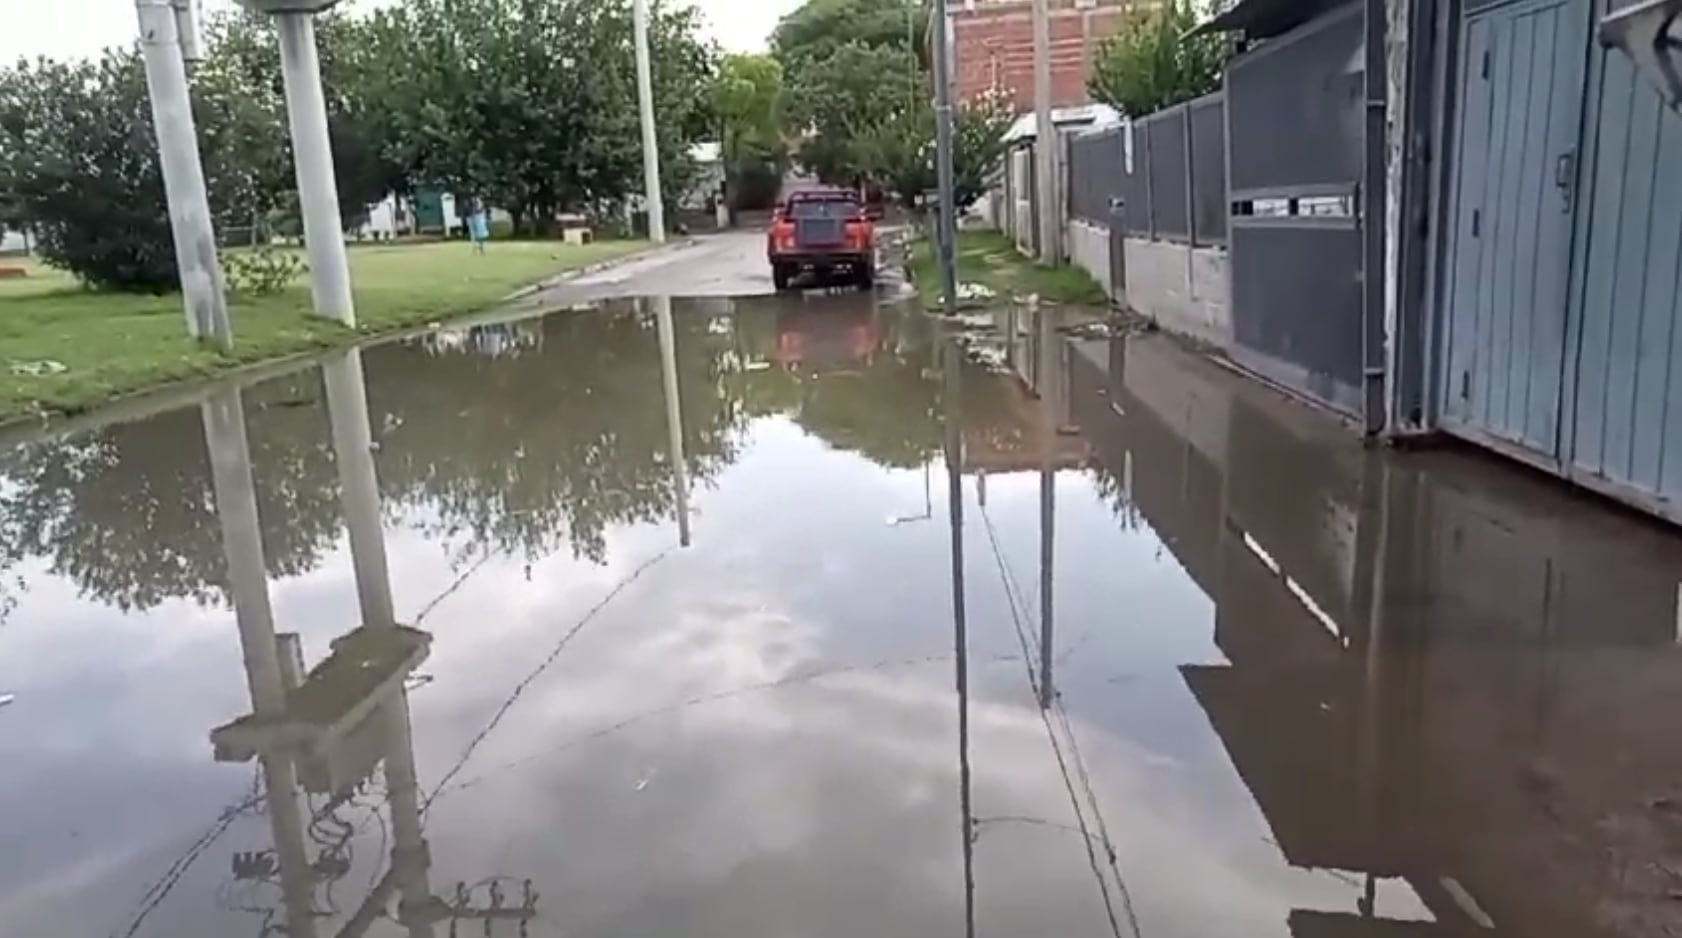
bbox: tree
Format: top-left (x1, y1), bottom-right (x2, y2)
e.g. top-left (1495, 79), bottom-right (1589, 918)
top-left (360, 0), bottom-right (714, 236)
top-left (1088, 0), bottom-right (1231, 117)
top-left (712, 53), bottom-right (784, 216)
top-left (851, 86), bottom-right (1011, 212)
top-left (0, 52), bottom-right (181, 290)
top-left (786, 41), bottom-right (918, 183)
top-left (772, 0), bottom-right (929, 72)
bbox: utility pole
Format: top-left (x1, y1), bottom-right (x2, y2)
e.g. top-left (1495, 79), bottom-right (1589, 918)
top-left (633, 0), bottom-right (666, 244)
top-left (234, 0), bottom-right (355, 326)
top-left (1032, 0), bottom-right (1059, 264)
top-left (930, 0), bottom-right (959, 316)
top-left (136, 0), bottom-right (233, 351)
top-left (276, 10), bottom-right (355, 325)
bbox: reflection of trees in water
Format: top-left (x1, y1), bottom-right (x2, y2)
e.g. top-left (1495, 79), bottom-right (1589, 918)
top-left (367, 308), bottom-right (742, 564)
top-left (0, 380), bottom-right (344, 612)
top-left (0, 302), bottom-right (987, 612)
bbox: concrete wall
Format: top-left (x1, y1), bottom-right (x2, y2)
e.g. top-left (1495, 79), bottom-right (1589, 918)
top-left (1126, 237), bottom-right (1232, 348)
top-left (1068, 219), bottom-right (1113, 297)
top-left (1069, 218), bottom-right (1233, 348)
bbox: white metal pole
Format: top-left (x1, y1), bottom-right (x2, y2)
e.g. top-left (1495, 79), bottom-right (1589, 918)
top-left (633, 0), bottom-right (667, 244)
top-left (136, 0), bottom-right (232, 350)
top-left (1032, 0), bottom-right (1059, 264)
top-left (276, 12), bottom-right (355, 326)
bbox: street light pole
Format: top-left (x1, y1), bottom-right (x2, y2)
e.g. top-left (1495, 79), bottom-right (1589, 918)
top-left (136, 0), bottom-right (233, 350)
top-left (930, 0), bottom-right (959, 316)
top-left (633, 0), bottom-right (666, 244)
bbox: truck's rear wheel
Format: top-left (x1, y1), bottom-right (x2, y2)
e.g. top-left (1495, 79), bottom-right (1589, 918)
top-left (854, 264), bottom-right (875, 290)
top-left (772, 263), bottom-right (793, 291)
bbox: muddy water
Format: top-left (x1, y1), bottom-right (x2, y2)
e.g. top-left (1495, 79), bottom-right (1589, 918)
top-left (0, 292), bottom-right (1679, 938)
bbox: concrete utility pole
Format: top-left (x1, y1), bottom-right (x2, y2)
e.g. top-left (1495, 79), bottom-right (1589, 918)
top-left (633, 0), bottom-right (667, 244)
top-left (930, 0), bottom-right (960, 316)
top-left (275, 9), bottom-right (355, 326)
top-left (136, 0), bottom-right (233, 351)
top-left (1032, 0), bottom-right (1060, 264)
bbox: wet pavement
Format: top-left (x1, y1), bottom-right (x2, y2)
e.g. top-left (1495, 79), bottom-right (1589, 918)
top-left (4, 273), bottom-right (1682, 937)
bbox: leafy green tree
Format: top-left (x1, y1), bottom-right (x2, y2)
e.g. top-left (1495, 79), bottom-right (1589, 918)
top-left (786, 41), bottom-right (918, 183)
top-left (772, 0), bottom-right (929, 71)
top-left (712, 53), bottom-right (784, 216)
top-left (1088, 0), bottom-right (1231, 117)
top-left (361, 0), bottom-right (714, 236)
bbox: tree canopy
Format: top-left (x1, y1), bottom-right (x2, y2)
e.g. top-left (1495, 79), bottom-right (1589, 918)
top-left (771, 0), bottom-right (1008, 208)
top-left (0, 0), bottom-right (718, 289)
top-left (1088, 0), bottom-right (1232, 117)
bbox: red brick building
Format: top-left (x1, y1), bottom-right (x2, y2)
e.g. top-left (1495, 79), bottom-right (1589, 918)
top-left (948, 0), bottom-right (1134, 110)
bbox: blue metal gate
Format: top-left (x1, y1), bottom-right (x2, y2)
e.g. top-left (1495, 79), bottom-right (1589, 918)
top-left (1438, 0), bottom-right (1591, 457)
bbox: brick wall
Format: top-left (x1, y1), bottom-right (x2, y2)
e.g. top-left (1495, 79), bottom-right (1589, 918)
top-left (950, 0), bottom-right (1133, 110)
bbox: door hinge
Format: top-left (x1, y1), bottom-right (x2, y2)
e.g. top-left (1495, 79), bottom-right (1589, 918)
top-left (1471, 209), bottom-right (1481, 238)
top-left (1460, 370), bottom-right (1471, 399)
top-left (1481, 50), bottom-right (1491, 79)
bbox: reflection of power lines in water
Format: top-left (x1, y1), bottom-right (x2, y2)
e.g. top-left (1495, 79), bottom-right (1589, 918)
top-left (421, 547), bottom-right (677, 814)
top-left (220, 782), bottom-right (386, 937)
top-left (976, 500), bottom-right (1144, 938)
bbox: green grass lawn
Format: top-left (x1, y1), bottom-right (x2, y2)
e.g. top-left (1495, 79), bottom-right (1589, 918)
top-left (0, 239), bottom-right (647, 420)
top-left (910, 228), bottom-right (1108, 308)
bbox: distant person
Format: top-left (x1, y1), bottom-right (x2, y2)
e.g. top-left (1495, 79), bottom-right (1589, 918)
top-left (468, 201), bottom-right (490, 254)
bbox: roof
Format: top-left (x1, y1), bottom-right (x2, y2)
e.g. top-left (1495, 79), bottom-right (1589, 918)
top-left (1191, 0), bottom-right (1356, 39)
top-left (1001, 103), bottom-right (1124, 144)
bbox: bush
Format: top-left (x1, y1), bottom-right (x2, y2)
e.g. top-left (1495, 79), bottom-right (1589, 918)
top-left (223, 246), bottom-right (305, 296)
top-left (0, 52), bottom-right (182, 292)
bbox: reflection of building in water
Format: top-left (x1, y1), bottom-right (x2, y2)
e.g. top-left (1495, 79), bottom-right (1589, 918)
top-left (420, 321), bottom-right (545, 359)
top-left (202, 351), bottom-right (537, 937)
top-left (1067, 331), bottom-right (1682, 938)
top-left (957, 306), bottom-right (1091, 475)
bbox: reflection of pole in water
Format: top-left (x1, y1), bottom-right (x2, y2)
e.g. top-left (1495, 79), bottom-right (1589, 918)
top-left (323, 350), bottom-right (396, 629)
top-left (1036, 307), bottom-right (1059, 710)
top-left (202, 387), bottom-right (321, 938)
top-left (203, 388), bottom-right (287, 719)
top-left (654, 296), bottom-right (692, 547)
top-left (943, 333), bottom-right (977, 938)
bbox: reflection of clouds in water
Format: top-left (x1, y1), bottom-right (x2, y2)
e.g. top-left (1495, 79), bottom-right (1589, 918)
top-left (412, 558), bottom-right (1384, 938)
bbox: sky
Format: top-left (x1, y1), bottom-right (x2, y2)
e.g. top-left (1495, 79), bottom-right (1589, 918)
top-left (0, 0), bottom-right (804, 66)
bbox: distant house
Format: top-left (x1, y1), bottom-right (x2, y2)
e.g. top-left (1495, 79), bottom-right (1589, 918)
top-left (0, 229), bottom-right (27, 255)
top-left (948, 0), bottom-right (1139, 109)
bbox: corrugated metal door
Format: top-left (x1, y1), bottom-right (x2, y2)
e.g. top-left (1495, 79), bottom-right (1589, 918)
top-left (1439, 0), bottom-right (1590, 456)
top-left (1560, 47), bottom-right (1682, 512)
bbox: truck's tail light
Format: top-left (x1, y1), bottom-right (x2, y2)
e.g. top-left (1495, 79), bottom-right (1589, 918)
top-left (845, 221), bottom-right (871, 250)
top-left (774, 222), bottom-right (796, 251)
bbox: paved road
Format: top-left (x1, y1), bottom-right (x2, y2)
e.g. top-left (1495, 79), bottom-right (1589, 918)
top-left (531, 230), bottom-right (778, 304)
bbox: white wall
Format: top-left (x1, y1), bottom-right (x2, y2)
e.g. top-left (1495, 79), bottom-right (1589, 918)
top-left (1124, 237), bottom-right (1231, 349)
top-left (1068, 220), bottom-right (1112, 298)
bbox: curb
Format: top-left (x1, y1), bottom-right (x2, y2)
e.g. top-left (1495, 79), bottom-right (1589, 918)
top-left (500, 237), bottom-right (701, 303)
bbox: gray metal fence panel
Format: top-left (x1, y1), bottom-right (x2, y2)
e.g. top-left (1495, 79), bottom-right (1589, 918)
top-left (1119, 121), bottom-right (1153, 236)
top-left (1229, 218), bottom-right (1364, 417)
top-left (1067, 130), bottom-right (1122, 225)
top-left (1225, 2), bottom-right (1364, 196)
top-left (1146, 107), bottom-right (1190, 240)
top-left (1188, 95), bottom-right (1227, 245)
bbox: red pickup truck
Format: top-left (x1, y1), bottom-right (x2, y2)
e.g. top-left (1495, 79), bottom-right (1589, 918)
top-left (767, 188), bottom-right (877, 292)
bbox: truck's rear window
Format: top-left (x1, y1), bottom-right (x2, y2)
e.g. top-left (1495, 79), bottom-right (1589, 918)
top-left (789, 198), bottom-right (858, 219)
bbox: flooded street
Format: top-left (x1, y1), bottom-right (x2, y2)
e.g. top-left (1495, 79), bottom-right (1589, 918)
top-left (3, 268), bottom-right (1682, 937)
